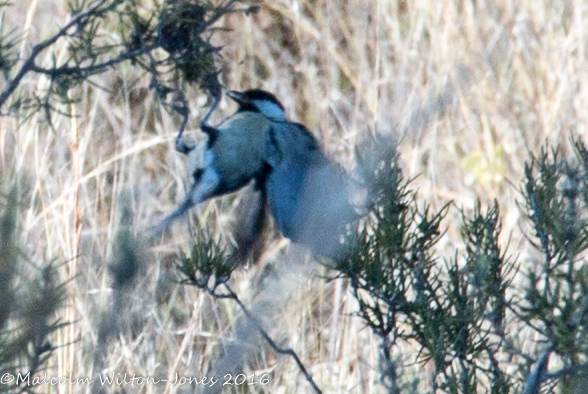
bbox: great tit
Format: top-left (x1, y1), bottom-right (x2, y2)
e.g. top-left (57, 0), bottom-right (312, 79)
top-left (155, 93), bottom-right (273, 233)
top-left (228, 89), bottom-right (353, 257)
top-left (157, 88), bottom-right (352, 257)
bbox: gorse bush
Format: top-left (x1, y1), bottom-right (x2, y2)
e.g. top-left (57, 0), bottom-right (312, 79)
top-left (338, 138), bottom-right (588, 393)
top-left (177, 138), bottom-right (588, 393)
top-left (0, 187), bottom-right (67, 394)
top-left (0, 0), bottom-right (260, 124)
top-left (516, 142), bottom-right (588, 394)
top-left (335, 143), bottom-right (513, 393)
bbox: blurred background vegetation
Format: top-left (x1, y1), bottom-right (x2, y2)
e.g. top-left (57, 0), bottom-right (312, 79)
top-left (1, 0), bottom-right (588, 393)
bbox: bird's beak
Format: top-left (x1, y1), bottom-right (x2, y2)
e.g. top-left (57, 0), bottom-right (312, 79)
top-left (227, 90), bottom-right (246, 104)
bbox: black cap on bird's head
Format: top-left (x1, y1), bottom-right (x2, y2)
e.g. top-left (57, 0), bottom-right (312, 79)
top-left (228, 89), bottom-right (286, 121)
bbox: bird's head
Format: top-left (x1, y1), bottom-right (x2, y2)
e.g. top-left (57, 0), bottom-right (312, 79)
top-left (227, 89), bottom-right (287, 121)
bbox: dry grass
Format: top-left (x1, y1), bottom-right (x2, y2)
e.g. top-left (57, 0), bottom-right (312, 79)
top-left (2, 0), bottom-right (587, 393)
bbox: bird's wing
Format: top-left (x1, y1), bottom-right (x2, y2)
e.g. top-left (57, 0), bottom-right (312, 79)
top-left (264, 121), bottom-right (352, 256)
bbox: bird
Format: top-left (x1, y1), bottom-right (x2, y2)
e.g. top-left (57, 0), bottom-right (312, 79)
top-left (154, 92), bottom-right (274, 233)
top-left (228, 89), bottom-right (353, 257)
top-left (157, 88), bottom-right (353, 257)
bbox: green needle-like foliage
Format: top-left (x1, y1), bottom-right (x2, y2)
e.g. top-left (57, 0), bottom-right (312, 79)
top-left (0, 0), bottom-right (261, 125)
top-left (176, 228), bottom-right (236, 295)
top-left (0, 187), bottom-right (67, 394)
top-left (170, 137), bottom-right (588, 393)
top-left (517, 140), bottom-right (588, 392)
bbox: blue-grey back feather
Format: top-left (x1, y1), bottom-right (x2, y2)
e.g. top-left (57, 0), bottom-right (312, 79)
top-left (265, 121), bottom-right (353, 257)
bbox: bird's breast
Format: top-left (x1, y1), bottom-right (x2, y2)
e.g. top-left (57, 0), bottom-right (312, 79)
top-left (212, 112), bottom-right (271, 190)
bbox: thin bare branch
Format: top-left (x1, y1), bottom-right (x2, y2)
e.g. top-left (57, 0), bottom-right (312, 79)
top-left (0, 0), bottom-right (110, 109)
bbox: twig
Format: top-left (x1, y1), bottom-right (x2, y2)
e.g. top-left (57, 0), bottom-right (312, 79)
top-left (221, 284), bottom-right (323, 394)
top-left (0, 0), bottom-right (110, 109)
top-left (523, 344), bottom-right (552, 394)
top-left (541, 362), bottom-right (588, 381)
top-left (28, 44), bottom-right (158, 77)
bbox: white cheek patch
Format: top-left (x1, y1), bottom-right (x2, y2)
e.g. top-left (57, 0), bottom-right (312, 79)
top-left (253, 99), bottom-right (286, 121)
